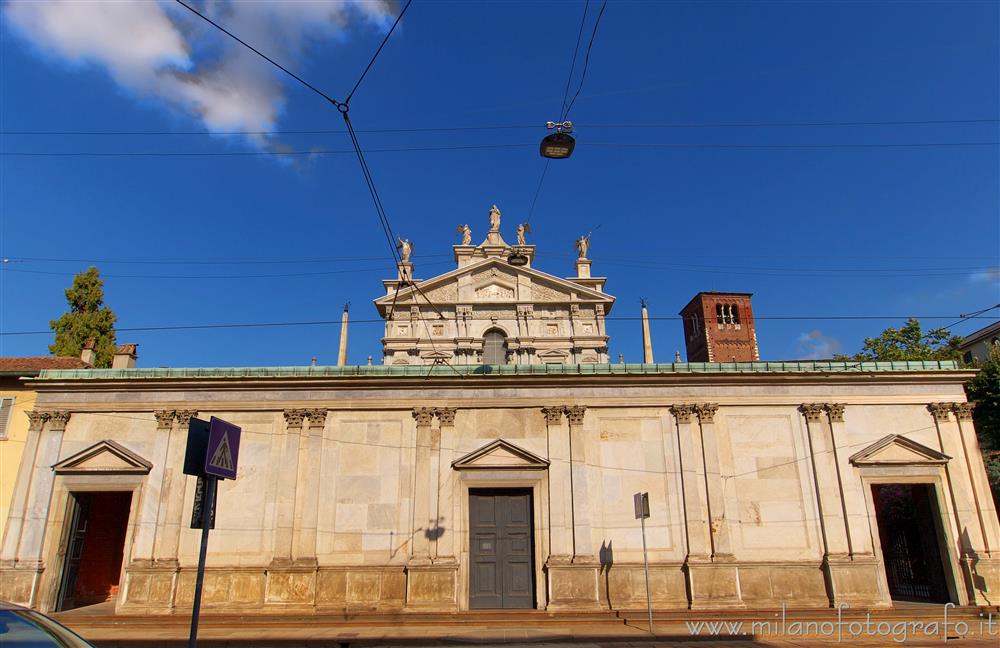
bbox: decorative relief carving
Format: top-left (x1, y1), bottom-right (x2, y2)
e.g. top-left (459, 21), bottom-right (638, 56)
top-left (412, 407), bottom-right (435, 426)
top-left (670, 404), bottom-right (696, 424)
top-left (696, 403), bottom-right (719, 424)
top-left (825, 403), bottom-right (846, 423)
top-left (283, 408), bottom-right (307, 428)
top-left (174, 410), bottom-right (198, 427)
top-left (472, 267), bottom-right (514, 284)
top-left (46, 411), bottom-right (71, 431)
top-left (26, 410), bottom-right (47, 432)
top-left (927, 402), bottom-right (953, 423)
top-left (541, 406), bottom-right (564, 425)
top-left (476, 284), bottom-right (515, 300)
top-left (305, 408), bottom-right (328, 427)
top-left (154, 410), bottom-right (176, 430)
top-left (565, 405), bottom-right (586, 426)
top-left (435, 407), bottom-right (457, 426)
top-left (423, 284), bottom-right (458, 302)
top-left (800, 403), bottom-right (826, 422)
top-left (531, 283), bottom-right (569, 302)
top-left (952, 402), bottom-right (975, 421)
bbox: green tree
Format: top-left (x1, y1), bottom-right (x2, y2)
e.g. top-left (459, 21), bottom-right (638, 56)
top-left (849, 318), bottom-right (964, 362)
top-left (966, 346), bottom-right (1000, 507)
top-left (49, 267), bottom-right (117, 367)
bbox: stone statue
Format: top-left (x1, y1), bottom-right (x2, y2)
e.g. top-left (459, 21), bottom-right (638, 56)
top-left (575, 234), bottom-right (591, 259)
top-left (516, 222), bottom-right (531, 246)
top-left (397, 237), bottom-right (413, 262)
top-left (489, 204), bottom-right (501, 232)
top-left (455, 224), bottom-right (472, 245)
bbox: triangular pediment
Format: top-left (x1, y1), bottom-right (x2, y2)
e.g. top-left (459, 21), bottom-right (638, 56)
top-left (849, 434), bottom-right (950, 466)
top-left (451, 439), bottom-right (550, 471)
top-left (53, 439), bottom-right (152, 475)
top-left (374, 257), bottom-right (614, 314)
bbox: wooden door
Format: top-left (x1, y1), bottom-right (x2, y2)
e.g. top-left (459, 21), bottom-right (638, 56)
top-left (56, 493), bottom-right (90, 611)
top-left (469, 489), bottom-right (534, 609)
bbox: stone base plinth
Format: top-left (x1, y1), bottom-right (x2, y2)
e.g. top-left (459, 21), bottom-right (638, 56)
top-left (545, 558), bottom-right (601, 610)
top-left (598, 563), bottom-right (688, 610)
top-left (120, 562), bottom-right (179, 614)
top-left (0, 563), bottom-right (42, 607)
top-left (964, 555), bottom-right (1000, 606)
top-left (316, 566), bottom-right (405, 611)
top-left (826, 555), bottom-right (886, 608)
top-left (737, 562), bottom-right (830, 607)
top-left (686, 558), bottom-right (744, 609)
top-left (405, 563), bottom-right (458, 609)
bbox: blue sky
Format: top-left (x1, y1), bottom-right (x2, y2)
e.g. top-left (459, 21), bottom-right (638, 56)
top-left (1, 0), bottom-right (998, 367)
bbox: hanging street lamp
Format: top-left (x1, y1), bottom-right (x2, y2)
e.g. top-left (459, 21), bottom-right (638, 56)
top-left (540, 121), bottom-right (575, 159)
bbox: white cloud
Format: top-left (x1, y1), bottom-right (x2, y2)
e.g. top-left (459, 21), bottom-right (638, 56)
top-left (5, 1), bottom-right (395, 141)
top-left (795, 329), bottom-right (842, 360)
top-left (970, 267), bottom-right (1000, 284)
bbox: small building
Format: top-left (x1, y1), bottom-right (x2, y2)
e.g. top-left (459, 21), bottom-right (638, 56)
top-left (959, 320), bottom-right (1000, 365)
top-left (1, 206), bottom-right (997, 616)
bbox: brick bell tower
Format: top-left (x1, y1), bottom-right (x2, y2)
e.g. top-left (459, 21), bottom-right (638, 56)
top-left (679, 292), bottom-right (760, 362)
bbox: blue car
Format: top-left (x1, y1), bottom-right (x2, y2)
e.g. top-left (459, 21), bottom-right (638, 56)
top-left (0, 602), bottom-right (94, 647)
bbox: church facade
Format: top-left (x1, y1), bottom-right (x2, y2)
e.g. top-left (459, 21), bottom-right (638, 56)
top-left (1, 207), bottom-right (998, 615)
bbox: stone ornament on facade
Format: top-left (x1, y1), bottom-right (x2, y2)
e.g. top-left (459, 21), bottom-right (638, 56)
top-left (412, 407), bottom-right (435, 426)
top-left (952, 402), bottom-right (975, 421)
top-left (696, 403), bottom-right (719, 424)
top-left (435, 408), bottom-right (457, 426)
top-left (825, 403), bottom-right (846, 423)
top-left (305, 408), bottom-right (328, 428)
top-left (927, 402), bottom-right (953, 423)
top-left (800, 403), bottom-right (826, 423)
top-left (26, 410), bottom-right (48, 432)
top-left (541, 406), bottom-right (564, 425)
top-left (174, 410), bottom-right (198, 427)
top-left (283, 408), bottom-right (307, 429)
top-left (45, 411), bottom-right (71, 431)
top-left (670, 404), bottom-right (696, 424)
top-left (565, 406), bottom-right (586, 426)
top-left (154, 410), bottom-right (176, 430)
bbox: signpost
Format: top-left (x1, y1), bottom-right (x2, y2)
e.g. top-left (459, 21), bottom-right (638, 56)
top-left (634, 492), bottom-right (653, 633)
top-left (184, 416), bottom-right (241, 648)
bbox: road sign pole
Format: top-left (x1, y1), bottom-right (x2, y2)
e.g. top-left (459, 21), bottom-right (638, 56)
top-left (188, 474), bottom-right (217, 648)
top-left (640, 512), bottom-right (653, 634)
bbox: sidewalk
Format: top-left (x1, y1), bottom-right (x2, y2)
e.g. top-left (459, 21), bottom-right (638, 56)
top-left (53, 603), bottom-right (1000, 647)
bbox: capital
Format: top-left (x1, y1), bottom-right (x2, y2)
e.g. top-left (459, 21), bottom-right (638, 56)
top-left (800, 403), bottom-right (826, 423)
top-left (174, 410), bottom-right (198, 427)
top-left (670, 404), bottom-right (696, 425)
top-left (26, 410), bottom-right (48, 432)
top-left (565, 405), bottom-right (587, 426)
top-left (825, 403), bottom-right (846, 423)
top-left (541, 406), bottom-right (564, 425)
top-left (927, 402), bottom-right (953, 423)
top-left (952, 402), bottom-right (975, 421)
top-left (154, 410), bottom-right (176, 430)
top-left (412, 407), bottom-right (435, 427)
top-left (305, 408), bottom-right (328, 428)
top-left (46, 411), bottom-right (71, 431)
top-left (435, 407), bottom-right (457, 426)
top-left (283, 408), bottom-right (307, 428)
top-left (695, 403), bottom-right (719, 424)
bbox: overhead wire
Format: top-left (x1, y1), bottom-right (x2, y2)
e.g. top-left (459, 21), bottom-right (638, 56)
top-left (559, 0), bottom-right (590, 123)
top-left (344, 0), bottom-right (414, 105)
top-left (562, 0), bottom-right (609, 122)
top-left (1, 315), bottom-right (996, 337)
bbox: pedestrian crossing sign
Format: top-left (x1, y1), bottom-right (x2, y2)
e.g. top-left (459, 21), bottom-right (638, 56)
top-left (204, 416), bottom-right (241, 479)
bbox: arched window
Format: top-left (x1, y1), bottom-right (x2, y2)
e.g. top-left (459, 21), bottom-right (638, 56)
top-left (716, 304), bottom-right (724, 325)
top-left (731, 304), bottom-right (740, 325)
top-left (483, 330), bottom-right (508, 365)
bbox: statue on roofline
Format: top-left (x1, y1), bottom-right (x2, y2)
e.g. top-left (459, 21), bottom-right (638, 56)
top-left (516, 222), bottom-right (531, 246)
top-left (489, 204), bottom-right (501, 232)
top-left (575, 233), bottom-right (591, 259)
top-left (455, 224), bottom-right (472, 245)
top-left (397, 237), bottom-right (413, 262)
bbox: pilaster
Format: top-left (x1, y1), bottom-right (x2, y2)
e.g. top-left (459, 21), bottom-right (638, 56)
top-left (154, 410), bottom-right (196, 571)
top-left (129, 411), bottom-right (174, 564)
top-left (952, 402), bottom-right (1000, 559)
top-left (929, 402), bottom-right (991, 604)
top-left (271, 409), bottom-right (305, 567)
top-left (694, 403), bottom-right (734, 559)
top-left (542, 406), bottom-right (573, 562)
top-left (0, 410), bottom-right (47, 564)
top-left (409, 407), bottom-right (435, 565)
top-left (433, 408), bottom-right (457, 563)
top-left (565, 405), bottom-right (594, 562)
top-left (671, 404), bottom-right (710, 559)
top-left (291, 409), bottom-right (327, 566)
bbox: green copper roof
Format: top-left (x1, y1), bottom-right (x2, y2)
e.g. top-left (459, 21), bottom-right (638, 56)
top-left (35, 360), bottom-right (961, 380)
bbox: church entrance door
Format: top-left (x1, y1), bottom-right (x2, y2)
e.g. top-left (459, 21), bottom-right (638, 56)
top-left (469, 489), bottom-right (535, 609)
top-left (56, 491), bottom-right (133, 611)
top-left (872, 484), bottom-right (950, 603)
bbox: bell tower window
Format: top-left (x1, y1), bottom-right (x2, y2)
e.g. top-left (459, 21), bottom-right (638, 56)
top-left (483, 330), bottom-right (509, 365)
